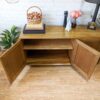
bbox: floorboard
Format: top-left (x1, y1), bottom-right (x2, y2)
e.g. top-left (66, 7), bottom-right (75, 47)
top-left (0, 64), bottom-right (100, 100)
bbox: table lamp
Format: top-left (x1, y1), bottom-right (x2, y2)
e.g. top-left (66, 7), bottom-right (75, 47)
top-left (85, 0), bottom-right (100, 30)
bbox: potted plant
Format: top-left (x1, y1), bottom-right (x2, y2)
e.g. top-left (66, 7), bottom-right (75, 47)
top-left (0, 25), bottom-right (20, 50)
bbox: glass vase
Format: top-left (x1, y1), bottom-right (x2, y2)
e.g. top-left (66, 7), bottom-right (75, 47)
top-left (71, 18), bottom-right (77, 28)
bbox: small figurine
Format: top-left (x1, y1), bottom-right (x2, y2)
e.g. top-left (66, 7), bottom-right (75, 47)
top-left (65, 16), bottom-right (72, 32)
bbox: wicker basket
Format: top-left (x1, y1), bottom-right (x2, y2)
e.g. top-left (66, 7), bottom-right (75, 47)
top-left (27, 6), bottom-right (42, 24)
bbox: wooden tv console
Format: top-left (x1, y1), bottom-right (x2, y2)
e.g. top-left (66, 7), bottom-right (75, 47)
top-left (0, 26), bottom-right (100, 84)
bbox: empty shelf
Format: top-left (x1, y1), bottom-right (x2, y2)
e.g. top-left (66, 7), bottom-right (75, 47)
top-left (24, 39), bottom-right (73, 50)
top-left (26, 50), bottom-right (71, 65)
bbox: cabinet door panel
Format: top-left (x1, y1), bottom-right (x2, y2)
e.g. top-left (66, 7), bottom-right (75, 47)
top-left (0, 40), bottom-right (26, 83)
top-left (69, 40), bottom-right (78, 63)
top-left (69, 39), bottom-right (100, 79)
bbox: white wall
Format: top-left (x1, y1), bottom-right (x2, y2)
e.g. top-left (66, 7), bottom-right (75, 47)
top-left (0, 0), bottom-right (96, 33)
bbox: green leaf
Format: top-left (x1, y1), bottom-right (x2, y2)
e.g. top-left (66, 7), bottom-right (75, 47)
top-left (13, 37), bottom-right (19, 43)
top-left (1, 35), bottom-right (11, 48)
top-left (0, 41), bottom-right (6, 46)
top-left (0, 25), bottom-right (20, 49)
top-left (11, 25), bottom-right (17, 35)
top-left (1, 37), bottom-right (7, 42)
top-left (11, 26), bottom-right (20, 43)
top-left (13, 31), bottom-right (20, 36)
top-left (3, 30), bottom-right (11, 35)
top-left (4, 44), bottom-right (11, 49)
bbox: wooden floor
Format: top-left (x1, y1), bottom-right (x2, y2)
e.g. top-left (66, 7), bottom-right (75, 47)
top-left (0, 64), bottom-right (100, 100)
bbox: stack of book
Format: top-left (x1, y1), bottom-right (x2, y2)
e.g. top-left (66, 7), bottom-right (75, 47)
top-left (23, 22), bottom-right (45, 34)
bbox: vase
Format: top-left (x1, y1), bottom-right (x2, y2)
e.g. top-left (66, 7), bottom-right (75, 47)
top-left (71, 18), bottom-right (77, 28)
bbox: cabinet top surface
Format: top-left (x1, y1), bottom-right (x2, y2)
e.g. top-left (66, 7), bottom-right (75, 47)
top-left (20, 26), bottom-right (100, 39)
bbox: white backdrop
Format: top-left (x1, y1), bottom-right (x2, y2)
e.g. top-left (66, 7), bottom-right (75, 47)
top-left (0, 0), bottom-right (96, 33)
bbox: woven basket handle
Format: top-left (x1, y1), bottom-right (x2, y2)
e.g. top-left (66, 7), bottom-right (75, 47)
top-left (27, 6), bottom-right (42, 17)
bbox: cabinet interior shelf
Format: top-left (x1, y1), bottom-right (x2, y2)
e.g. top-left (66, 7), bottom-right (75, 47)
top-left (23, 39), bottom-right (73, 50)
top-left (26, 50), bottom-right (71, 65)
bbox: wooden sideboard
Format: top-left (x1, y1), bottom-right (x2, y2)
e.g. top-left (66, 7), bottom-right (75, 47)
top-left (0, 26), bottom-right (100, 84)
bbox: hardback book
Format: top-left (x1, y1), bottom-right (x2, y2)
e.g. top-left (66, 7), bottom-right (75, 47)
top-left (23, 24), bottom-right (45, 34)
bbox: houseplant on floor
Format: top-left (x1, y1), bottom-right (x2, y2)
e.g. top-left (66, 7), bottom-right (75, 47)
top-left (0, 25), bottom-right (20, 50)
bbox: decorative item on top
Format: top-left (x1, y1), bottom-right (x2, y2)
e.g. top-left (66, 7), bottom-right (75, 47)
top-left (23, 6), bottom-right (45, 34)
top-left (70, 10), bottom-right (82, 28)
top-left (97, 14), bottom-right (100, 26)
top-left (27, 6), bottom-right (42, 24)
top-left (85, 0), bottom-right (100, 30)
top-left (65, 13), bottom-right (72, 32)
top-left (63, 11), bottom-right (68, 28)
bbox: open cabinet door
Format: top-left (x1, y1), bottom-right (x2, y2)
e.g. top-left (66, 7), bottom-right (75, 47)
top-left (0, 40), bottom-right (26, 83)
top-left (69, 39), bottom-right (100, 80)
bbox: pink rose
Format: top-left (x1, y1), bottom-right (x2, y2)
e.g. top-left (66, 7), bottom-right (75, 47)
top-left (70, 10), bottom-right (82, 19)
top-left (75, 12), bottom-right (79, 18)
top-left (70, 11), bottom-right (76, 18)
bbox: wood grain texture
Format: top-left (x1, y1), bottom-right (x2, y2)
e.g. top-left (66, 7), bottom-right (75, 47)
top-left (68, 39), bottom-right (78, 63)
top-left (0, 65), bottom-right (100, 100)
top-left (1, 25), bottom-right (100, 84)
top-left (70, 40), bottom-right (100, 79)
top-left (20, 25), bottom-right (100, 80)
top-left (79, 38), bottom-right (100, 52)
top-left (23, 39), bottom-right (73, 50)
top-left (26, 50), bottom-right (71, 65)
top-left (20, 26), bottom-right (100, 39)
top-left (0, 40), bottom-right (26, 83)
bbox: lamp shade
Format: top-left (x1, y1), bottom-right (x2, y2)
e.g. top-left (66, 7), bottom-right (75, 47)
top-left (85, 0), bottom-right (100, 4)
